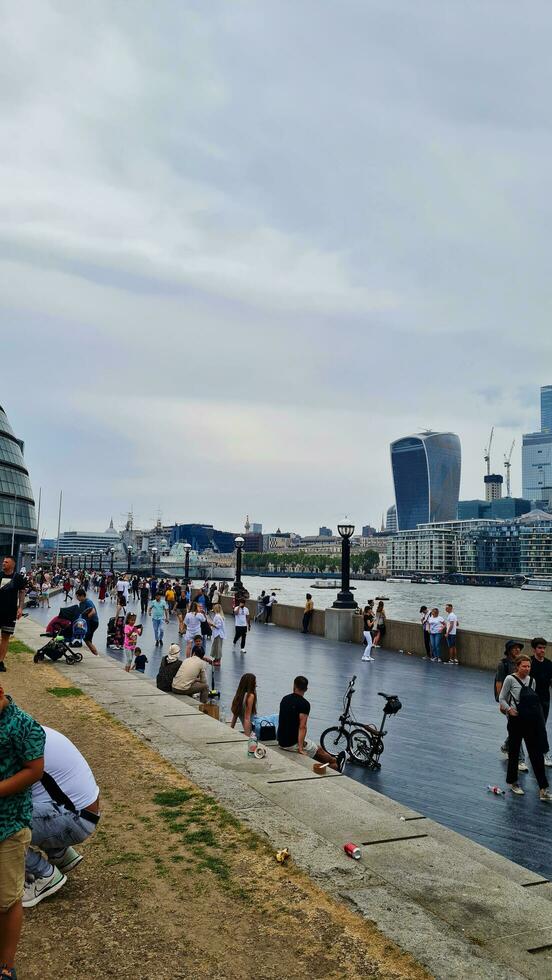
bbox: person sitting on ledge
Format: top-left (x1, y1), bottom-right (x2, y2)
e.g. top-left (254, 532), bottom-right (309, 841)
top-left (278, 675), bottom-right (346, 773)
top-left (230, 673), bottom-right (257, 736)
top-left (156, 644), bottom-right (182, 691)
top-left (171, 643), bottom-right (213, 702)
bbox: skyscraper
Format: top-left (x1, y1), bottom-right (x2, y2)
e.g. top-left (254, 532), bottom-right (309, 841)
top-left (541, 385), bottom-right (552, 434)
top-left (0, 405), bottom-right (37, 560)
top-left (390, 431), bottom-right (461, 531)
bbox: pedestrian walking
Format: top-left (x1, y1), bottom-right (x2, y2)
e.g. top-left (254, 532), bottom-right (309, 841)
top-left (184, 602), bottom-right (206, 657)
top-left (420, 606), bottom-right (431, 658)
top-left (149, 592), bottom-right (169, 647)
top-left (139, 579), bottom-right (149, 615)
top-left (0, 556), bottom-right (26, 673)
top-left (530, 637), bottom-right (552, 767)
top-left (233, 599), bottom-right (250, 653)
top-left (302, 594), bottom-right (314, 634)
top-left (499, 654), bottom-right (552, 801)
top-left (98, 575), bottom-right (107, 603)
top-left (209, 604), bottom-right (225, 666)
top-left (254, 591), bottom-right (267, 623)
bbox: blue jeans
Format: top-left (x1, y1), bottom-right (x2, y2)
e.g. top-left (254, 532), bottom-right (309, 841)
top-left (152, 618), bottom-right (164, 643)
top-left (26, 803), bottom-right (99, 878)
top-left (429, 633), bottom-right (442, 659)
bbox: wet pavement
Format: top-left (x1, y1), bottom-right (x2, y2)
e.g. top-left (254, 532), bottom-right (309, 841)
top-left (28, 593), bottom-right (552, 879)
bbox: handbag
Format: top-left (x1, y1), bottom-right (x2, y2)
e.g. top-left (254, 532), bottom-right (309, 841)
top-left (255, 713), bottom-right (278, 741)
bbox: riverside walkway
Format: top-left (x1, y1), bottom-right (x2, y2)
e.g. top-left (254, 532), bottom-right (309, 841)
top-left (27, 598), bottom-right (552, 880)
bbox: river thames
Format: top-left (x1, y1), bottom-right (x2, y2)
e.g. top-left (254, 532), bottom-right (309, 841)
top-left (241, 575), bottom-right (552, 637)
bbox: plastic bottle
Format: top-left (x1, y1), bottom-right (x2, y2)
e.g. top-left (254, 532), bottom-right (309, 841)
top-left (487, 785), bottom-right (505, 796)
top-left (247, 732), bottom-right (258, 757)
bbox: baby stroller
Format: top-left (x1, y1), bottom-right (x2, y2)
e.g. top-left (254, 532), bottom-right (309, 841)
top-left (107, 612), bottom-right (125, 649)
top-left (26, 589), bottom-right (40, 608)
top-left (34, 613), bottom-right (83, 665)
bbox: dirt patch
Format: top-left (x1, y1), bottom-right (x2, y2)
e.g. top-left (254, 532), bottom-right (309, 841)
top-left (8, 646), bottom-right (431, 980)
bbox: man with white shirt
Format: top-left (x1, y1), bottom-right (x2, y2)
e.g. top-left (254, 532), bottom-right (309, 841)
top-left (445, 603), bottom-right (459, 665)
top-left (22, 727), bottom-right (100, 908)
top-left (233, 599), bottom-right (250, 653)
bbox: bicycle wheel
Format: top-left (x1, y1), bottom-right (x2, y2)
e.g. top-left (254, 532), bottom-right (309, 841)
top-left (349, 728), bottom-right (383, 767)
top-left (320, 726), bottom-right (350, 754)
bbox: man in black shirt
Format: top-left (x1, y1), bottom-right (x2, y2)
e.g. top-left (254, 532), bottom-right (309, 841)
top-left (0, 555), bottom-right (27, 673)
top-left (531, 637), bottom-right (552, 767)
top-left (278, 675), bottom-right (346, 773)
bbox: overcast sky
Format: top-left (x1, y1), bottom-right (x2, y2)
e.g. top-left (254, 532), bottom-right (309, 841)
top-left (2, 1), bottom-right (551, 538)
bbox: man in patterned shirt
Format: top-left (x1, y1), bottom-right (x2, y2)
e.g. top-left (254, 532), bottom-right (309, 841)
top-left (0, 687), bottom-right (48, 980)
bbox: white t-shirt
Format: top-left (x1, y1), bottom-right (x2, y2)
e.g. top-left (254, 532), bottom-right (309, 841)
top-left (234, 606), bottom-right (249, 627)
top-left (211, 613), bottom-right (226, 639)
top-left (268, 595), bottom-right (277, 606)
top-left (32, 727), bottom-right (99, 811)
top-left (446, 612), bottom-right (458, 636)
top-left (116, 580), bottom-right (129, 600)
top-left (184, 611), bottom-right (205, 637)
top-left (428, 615), bottom-right (445, 635)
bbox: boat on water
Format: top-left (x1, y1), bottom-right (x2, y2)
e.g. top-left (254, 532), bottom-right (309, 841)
top-left (156, 543), bottom-right (234, 581)
top-left (387, 577), bottom-right (412, 584)
top-left (520, 578), bottom-right (552, 592)
top-left (311, 580), bottom-right (356, 590)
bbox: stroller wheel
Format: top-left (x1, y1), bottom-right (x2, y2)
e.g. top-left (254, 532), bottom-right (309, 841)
top-left (72, 651), bottom-right (83, 663)
top-left (33, 651), bottom-right (45, 664)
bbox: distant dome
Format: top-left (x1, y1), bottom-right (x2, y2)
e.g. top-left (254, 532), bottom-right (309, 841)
top-left (0, 405), bottom-right (37, 558)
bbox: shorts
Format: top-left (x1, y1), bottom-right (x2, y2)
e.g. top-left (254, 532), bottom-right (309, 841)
top-left (0, 827), bottom-right (31, 911)
top-left (446, 634), bottom-right (457, 647)
top-left (0, 620), bottom-right (16, 636)
top-left (87, 622), bottom-right (98, 643)
top-left (280, 738), bottom-right (317, 759)
top-left (124, 648), bottom-right (134, 666)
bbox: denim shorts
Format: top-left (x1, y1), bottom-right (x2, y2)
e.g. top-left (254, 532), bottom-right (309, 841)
top-left (446, 634), bottom-right (457, 647)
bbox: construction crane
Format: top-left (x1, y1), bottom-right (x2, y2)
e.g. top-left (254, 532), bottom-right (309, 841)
top-left (484, 426), bottom-right (494, 476)
top-left (504, 439), bottom-right (515, 497)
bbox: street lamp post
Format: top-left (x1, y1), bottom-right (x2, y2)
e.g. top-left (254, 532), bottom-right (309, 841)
top-left (332, 524), bottom-right (358, 609)
top-left (233, 536), bottom-right (245, 592)
top-left (127, 545), bottom-right (132, 575)
top-left (110, 548), bottom-right (115, 575)
top-left (98, 550), bottom-right (103, 572)
top-left (151, 547), bottom-right (157, 577)
top-left (77, 554), bottom-right (82, 570)
top-left (183, 542), bottom-right (191, 586)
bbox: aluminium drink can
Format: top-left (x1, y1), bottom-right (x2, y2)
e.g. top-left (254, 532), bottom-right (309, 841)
top-left (343, 842), bottom-right (361, 860)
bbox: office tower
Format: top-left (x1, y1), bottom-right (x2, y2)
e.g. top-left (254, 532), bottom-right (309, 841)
top-left (385, 505), bottom-right (397, 533)
top-left (0, 405), bottom-right (37, 560)
top-left (390, 431), bottom-right (461, 531)
top-left (541, 385), bottom-right (552, 433)
top-left (522, 431), bottom-right (552, 507)
top-left (319, 526), bottom-right (333, 537)
top-left (484, 473), bottom-right (503, 501)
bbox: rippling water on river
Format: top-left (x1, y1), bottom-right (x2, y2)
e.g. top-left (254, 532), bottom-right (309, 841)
top-left (241, 575), bottom-right (552, 638)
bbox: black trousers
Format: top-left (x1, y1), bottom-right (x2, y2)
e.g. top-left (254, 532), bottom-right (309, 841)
top-left (265, 606), bottom-right (273, 624)
top-left (422, 629), bottom-right (431, 657)
top-left (302, 611), bottom-right (312, 634)
top-left (506, 716), bottom-right (548, 789)
top-left (140, 597), bottom-right (148, 614)
top-left (233, 625), bottom-right (247, 649)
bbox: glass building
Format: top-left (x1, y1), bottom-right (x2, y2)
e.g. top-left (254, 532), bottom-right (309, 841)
top-left (521, 431), bottom-right (552, 507)
top-left (541, 384), bottom-right (552, 434)
top-left (390, 431), bottom-right (461, 531)
top-left (0, 405), bottom-right (37, 560)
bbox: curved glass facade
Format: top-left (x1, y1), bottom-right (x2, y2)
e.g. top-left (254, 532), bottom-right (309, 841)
top-left (0, 405), bottom-right (37, 558)
top-left (391, 432), bottom-right (461, 530)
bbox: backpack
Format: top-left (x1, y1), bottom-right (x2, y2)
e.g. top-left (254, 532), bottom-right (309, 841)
top-left (516, 679), bottom-right (542, 722)
top-left (262, 594), bottom-right (271, 607)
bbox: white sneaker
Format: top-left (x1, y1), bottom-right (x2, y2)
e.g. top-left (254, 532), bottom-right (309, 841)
top-left (544, 755), bottom-right (552, 768)
top-left (56, 846), bottom-right (83, 873)
top-left (361, 656), bottom-right (370, 662)
top-left (539, 788), bottom-right (552, 802)
top-left (509, 784), bottom-right (525, 796)
top-left (518, 761), bottom-right (529, 772)
top-left (23, 867), bottom-right (67, 907)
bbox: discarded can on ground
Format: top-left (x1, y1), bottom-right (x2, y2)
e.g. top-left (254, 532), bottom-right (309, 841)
top-left (254, 744), bottom-right (267, 759)
top-left (487, 785), bottom-right (505, 796)
top-left (276, 847), bottom-right (290, 864)
top-left (247, 733), bottom-right (258, 757)
top-left (344, 842), bottom-right (361, 860)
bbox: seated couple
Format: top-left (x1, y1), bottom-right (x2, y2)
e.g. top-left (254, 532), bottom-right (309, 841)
top-left (229, 673), bottom-right (346, 773)
top-left (156, 639), bottom-right (213, 701)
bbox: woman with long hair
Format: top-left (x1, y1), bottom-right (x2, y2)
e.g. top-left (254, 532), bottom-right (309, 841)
top-left (209, 604), bottom-right (225, 666)
top-left (230, 673), bottom-right (257, 736)
top-left (372, 601), bottom-right (386, 649)
top-left (361, 603), bottom-right (375, 662)
top-left (184, 601), bottom-right (206, 657)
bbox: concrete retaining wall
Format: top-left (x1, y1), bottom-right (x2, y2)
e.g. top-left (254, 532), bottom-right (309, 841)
top-left (218, 594), bottom-right (532, 672)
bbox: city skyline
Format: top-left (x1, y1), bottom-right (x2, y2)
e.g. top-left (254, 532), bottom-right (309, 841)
top-left (2, 3), bottom-right (551, 536)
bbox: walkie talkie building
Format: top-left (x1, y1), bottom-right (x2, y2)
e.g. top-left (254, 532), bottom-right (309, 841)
top-left (0, 405), bottom-right (37, 559)
top-left (390, 431), bottom-right (461, 531)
